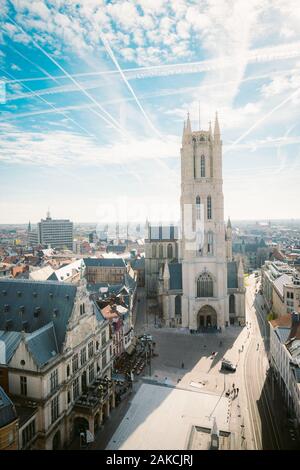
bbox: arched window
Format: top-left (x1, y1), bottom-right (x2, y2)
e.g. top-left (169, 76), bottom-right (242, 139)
top-left (197, 272), bottom-right (213, 297)
top-left (207, 231), bottom-right (213, 255)
top-left (229, 294), bottom-right (235, 313)
top-left (152, 244), bottom-right (157, 258)
top-left (196, 196), bottom-right (201, 220)
top-left (201, 155), bottom-right (205, 177)
top-left (207, 196), bottom-right (212, 219)
top-left (159, 244), bottom-right (164, 258)
top-left (167, 243), bottom-right (173, 259)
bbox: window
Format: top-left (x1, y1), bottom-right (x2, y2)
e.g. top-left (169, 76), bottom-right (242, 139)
top-left (167, 243), bottom-right (173, 259)
top-left (22, 420), bottom-right (35, 448)
top-left (20, 376), bottom-right (27, 396)
top-left (207, 196), bottom-right (212, 219)
top-left (73, 377), bottom-right (79, 400)
top-left (66, 364), bottom-right (70, 378)
top-left (88, 363), bottom-right (94, 383)
top-left (207, 231), bottom-right (214, 255)
top-left (197, 272), bottom-right (213, 297)
top-left (50, 369), bottom-right (58, 393)
top-left (195, 195), bottom-right (201, 220)
top-left (88, 341), bottom-right (94, 359)
top-left (159, 244), bottom-right (163, 258)
top-left (51, 395), bottom-right (59, 424)
top-left (200, 155), bottom-right (205, 177)
top-left (152, 244), bottom-right (157, 258)
top-left (101, 330), bottom-right (106, 347)
top-left (102, 351), bottom-right (107, 369)
top-left (72, 354), bottom-right (79, 373)
top-left (80, 347), bottom-right (87, 366)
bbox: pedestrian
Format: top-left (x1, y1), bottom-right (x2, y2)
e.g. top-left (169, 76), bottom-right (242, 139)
top-left (181, 362), bottom-right (184, 369)
top-left (236, 387), bottom-right (239, 395)
top-left (232, 383), bottom-right (235, 389)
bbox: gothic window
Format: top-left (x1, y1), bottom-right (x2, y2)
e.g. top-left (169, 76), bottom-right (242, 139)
top-left (159, 244), bottom-right (164, 258)
top-left (201, 155), bottom-right (205, 177)
top-left (167, 243), bottom-right (173, 259)
top-left (207, 196), bottom-right (212, 219)
top-left (152, 244), bottom-right (157, 258)
top-left (196, 196), bottom-right (201, 219)
top-left (197, 272), bottom-right (213, 297)
top-left (207, 231), bottom-right (214, 255)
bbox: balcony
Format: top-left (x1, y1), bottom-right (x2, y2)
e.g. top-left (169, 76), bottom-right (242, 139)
top-left (74, 378), bottom-right (113, 415)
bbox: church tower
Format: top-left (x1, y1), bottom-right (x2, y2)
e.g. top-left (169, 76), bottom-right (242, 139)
top-left (180, 113), bottom-right (229, 329)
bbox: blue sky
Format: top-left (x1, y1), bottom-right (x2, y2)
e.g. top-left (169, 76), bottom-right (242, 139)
top-left (0, 0), bottom-right (300, 224)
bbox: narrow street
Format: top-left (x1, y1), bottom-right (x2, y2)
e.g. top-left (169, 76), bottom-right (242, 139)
top-left (243, 274), bottom-right (299, 450)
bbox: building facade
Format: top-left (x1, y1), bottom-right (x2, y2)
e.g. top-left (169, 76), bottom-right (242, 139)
top-left (269, 313), bottom-right (300, 426)
top-left (84, 258), bottom-right (127, 284)
top-left (155, 114), bottom-right (246, 329)
top-left (0, 278), bottom-right (114, 450)
top-left (28, 212), bottom-right (74, 251)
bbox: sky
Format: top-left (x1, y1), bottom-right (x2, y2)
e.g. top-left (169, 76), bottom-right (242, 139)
top-left (0, 0), bottom-right (300, 224)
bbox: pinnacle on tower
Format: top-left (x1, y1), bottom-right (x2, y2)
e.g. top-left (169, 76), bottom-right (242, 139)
top-left (186, 112), bottom-right (191, 133)
top-left (209, 120), bottom-right (212, 138)
top-left (227, 217), bottom-right (232, 229)
top-left (214, 111), bottom-right (220, 140)
top-left (182, 121), bottom-right (186, 144)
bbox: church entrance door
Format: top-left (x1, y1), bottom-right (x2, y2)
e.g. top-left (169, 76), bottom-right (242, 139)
top-left (197, 305), bottom-right (217, 330)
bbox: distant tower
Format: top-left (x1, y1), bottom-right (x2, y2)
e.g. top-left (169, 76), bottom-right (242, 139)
top-left (116, 222), bottom-right (119, 244)
top-left (226, 217), bottom-right (233, 261)
top-left (46, 209), bottom-right (51, 220)
top-left (27, 221), bottom-right (31, 233)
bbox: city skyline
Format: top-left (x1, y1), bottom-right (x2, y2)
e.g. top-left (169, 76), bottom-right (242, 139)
top-left (1, 1), bottom-right (300, 222)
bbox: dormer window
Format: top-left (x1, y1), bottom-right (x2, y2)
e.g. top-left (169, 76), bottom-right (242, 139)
top-left (4, 304), bottom-right (9, 312)
top-left (17, 291), bottom-right (22, 297)
top-left (2, 290), bottom-right (7, 296)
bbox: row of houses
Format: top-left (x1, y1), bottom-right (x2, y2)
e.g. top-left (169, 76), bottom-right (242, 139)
top-left (269, 312), bottom-right (300, 426)
top-left (261, 260), bottom-right (300, 317)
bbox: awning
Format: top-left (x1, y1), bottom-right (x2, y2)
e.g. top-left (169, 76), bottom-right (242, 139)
top-left (125, 343), bottom-right (135, 355)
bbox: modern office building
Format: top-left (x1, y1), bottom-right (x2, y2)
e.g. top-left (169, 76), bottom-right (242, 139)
top-left (28, 212), bottom-right (74, 250)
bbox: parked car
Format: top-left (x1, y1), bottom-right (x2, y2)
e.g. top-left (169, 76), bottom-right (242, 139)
top-left (221, 359), bottom-right (236, 372)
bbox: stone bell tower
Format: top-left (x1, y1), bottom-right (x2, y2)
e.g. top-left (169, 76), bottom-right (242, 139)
top-left (180, 113), bottom-right (229, 330)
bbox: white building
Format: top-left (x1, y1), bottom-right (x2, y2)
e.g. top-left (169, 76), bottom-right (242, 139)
top-left (153, 114), bottom-right (246, 329)
top-left (28, 211), bottom-right (74, 251)
top-left (0, 278), bottom-right (115, 449)
top-left (269, 312), bottom-right (300, 425)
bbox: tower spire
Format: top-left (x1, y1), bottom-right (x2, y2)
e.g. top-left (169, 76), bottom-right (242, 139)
top-left (182, 120), bottom-right (186, 144)
top-left (186, 112), bottom-right (191, 133)
top-left (214, 111), bottom-right (220, 140)
top-left (209, 120), bottom-right (212, 138)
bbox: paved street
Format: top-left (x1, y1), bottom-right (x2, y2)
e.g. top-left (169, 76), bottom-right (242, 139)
top-left (87, 278), bottom-right (299, 450)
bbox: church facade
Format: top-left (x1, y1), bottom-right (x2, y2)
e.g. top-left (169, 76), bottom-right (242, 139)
top-left (147, 113), bottom-right (246, 330)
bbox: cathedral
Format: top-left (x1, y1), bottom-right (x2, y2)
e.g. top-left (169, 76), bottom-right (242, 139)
top-left (145, 113), bottom-right (246, 330)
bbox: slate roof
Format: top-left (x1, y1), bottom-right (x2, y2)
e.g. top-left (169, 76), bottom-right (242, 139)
top-left (0, 386), bottom-right (17, 428)
top-left (169, 263), bottom-right (182, 290)
top-left (131, 258), bottom-right (145, 270)
top-left (26, 322), bottom-right (59, 367)
top-left (227, 261), bottom-right (238, 289)
top-left (0, 279), bottom-right (76, 352)
top-left (0, 331), bottom-right (21, 364)
top-left (273, 274), bottom-right (292, 297)
top-left (84, 258), bottom-right (126, 268)
top-left (274, 327), bottom-right (291, 344)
